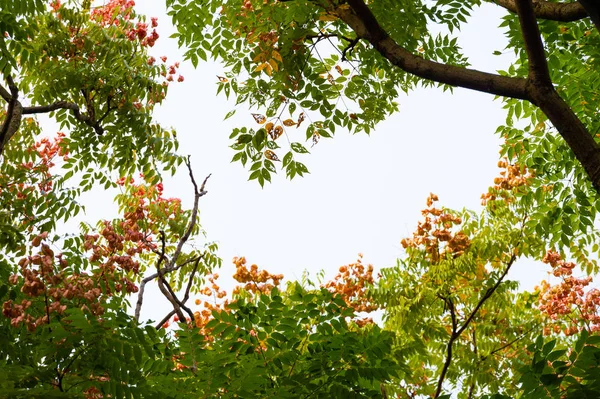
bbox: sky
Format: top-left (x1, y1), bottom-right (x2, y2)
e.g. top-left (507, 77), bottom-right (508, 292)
top-left (66, 1), bottom-right (549, 322)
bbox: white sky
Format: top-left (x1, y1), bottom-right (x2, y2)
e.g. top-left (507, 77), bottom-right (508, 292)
top-left (63, 2), bottom-right (549, 322)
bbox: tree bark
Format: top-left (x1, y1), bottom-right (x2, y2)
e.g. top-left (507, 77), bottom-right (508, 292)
top-left (494, 0), bottom-right (587, 22)
top-left (334, 0), bottom-right (600, 192)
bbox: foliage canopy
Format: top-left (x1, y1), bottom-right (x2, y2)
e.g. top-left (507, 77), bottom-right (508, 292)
top-left (2, 0), bottom-right (600, 398)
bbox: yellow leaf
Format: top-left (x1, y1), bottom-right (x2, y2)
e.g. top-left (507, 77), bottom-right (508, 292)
top-left (268, 58), bottom-right (279, 72)
top-left (252, 113), bottom-right (266, 124)
top-left (271, 50), bottom-right (282, 63)
top-left (319, 13), bottom-right (338, 21)
top-left (269, 125), bottom-right (283, 140)
top-left (264, 150), bottom-right (280, 161)
top-left (255, 62), bottom-right (268, 73)
top-left (265, 63), bottom-right (273, 76)
top-left (297, 112), bottom-right (306, 128)
top-left (283, 119), bottom-right (296, 127)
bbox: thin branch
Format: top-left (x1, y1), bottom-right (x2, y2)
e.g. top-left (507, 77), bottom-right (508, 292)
top-left (305, 33), bottom-right (354, 42)
top-left (153, 256), bottom-right (203, 329)
top-left (155, 309), bottom-right (176, 330)
top-left (435, 296), bottom-right (457, 398)
top-left (341, 37), bottom-right (360, 61)
top-left (515, 0), bottom-right (553, 86)
top-left (22, 99), bottom-right (105, 135)
top-left (134, 258), bottom-right (192, 322)
top-left (467, 331), bottom-right (478, 399)
top-left (0, 83), bottom-right (11, 102)
top-left (155, 231), bottom-right (186, 322)
top-left (485, 326), bottom-right (536, 359)
top-left (494, 0), bottom-right (587, 22)
top-left (169, 157), bottom-right (210, 269)
top-left (336, 0), bottom-right (530, 100)
top-left (182, 255), bottom-right (203, 303)
top-left (456, 254), bottom-right (517, 337)
top-left (22, 100), bottom-right (80, 115)
top-left (434, 254), bottom-right (517, 398)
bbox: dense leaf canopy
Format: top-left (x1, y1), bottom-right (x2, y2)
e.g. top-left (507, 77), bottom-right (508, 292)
top-left (2, 0), bottom-right (600, 398)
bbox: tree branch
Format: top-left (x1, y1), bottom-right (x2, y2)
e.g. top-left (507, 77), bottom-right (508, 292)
top-left (168, 157), bottom-right (210, 269)
top-left (494, 0), bottom-right (587, 22)
top-left (515, 0), bottom-right (552, 86)
top-left (578, 0), bottom-right (600, 31)
top-left (335, 0), bottom-right (600, 191)
top-left (134, 256), bottom-right (196, 322)
top-left (435, 296), bottom-right (457, 398)
top-left (457, 254), bottom-right (517, 337)
top-left (336, 0), bottom-right (530, 100)
top-left (0, 77), bottom-right (23, 156)
top-left (434, 254), bottom-right (517, 398)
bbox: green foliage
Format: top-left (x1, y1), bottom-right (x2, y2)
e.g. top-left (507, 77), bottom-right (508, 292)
top-left (5, 1), bottom-right (600, 398)
top-left (173, 283), bottom-right (399, 398)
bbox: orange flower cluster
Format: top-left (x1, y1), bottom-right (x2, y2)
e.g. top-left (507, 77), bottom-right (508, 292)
top-left (232, 256), bottom-right (283, 295)
top-left (2, 179), bottom-right (180, 331)
top-left (90, 0), bottom-right (159, 47)
top-left (401, 194), bottom-right (470, 263)
top-left (323, 254), bottom-right (379, 314)
top-left (2, 232), bottom-right (127, 332)
top-left (481, 159), bottom-right (533, 205)
top-left (1, 130), bottom-right (66, 201)
top-left (538, 250), bottom-right (600, 336)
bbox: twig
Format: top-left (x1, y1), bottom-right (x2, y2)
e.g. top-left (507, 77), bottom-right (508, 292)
top-left (341, 37), bottom-right (360, 61)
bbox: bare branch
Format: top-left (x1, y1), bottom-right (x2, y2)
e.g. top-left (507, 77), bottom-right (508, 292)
top-left (22, 100), bottom-right (80, 115)
top-left (169, 157), bottom-right (210, 268)
top-left (155, 309), bottom-right (176, 330)
top-left (134, 259), bottom-right (191, 322)
top-left (494, 0), bottom-right (587, 22)
top-left (22, 99), bottom-right (106, 135)
top-left (154, 232), bottom-right (186, 322)
top-left (337, 0), bottom-right (529, 100)
top-left (152, 256), bottom-right (203, 328)
top-left (515, 0), bottom-right (552, 86)
top-left (0, 83), bottom-right (11, 102)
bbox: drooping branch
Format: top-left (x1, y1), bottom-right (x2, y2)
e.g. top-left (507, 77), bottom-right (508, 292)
top-left (514, 0), bottom-right (552, 85)
top-left (494, 0), bottom-right (587, 22)
top-left (336, 0), bottom-right (530, 100)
